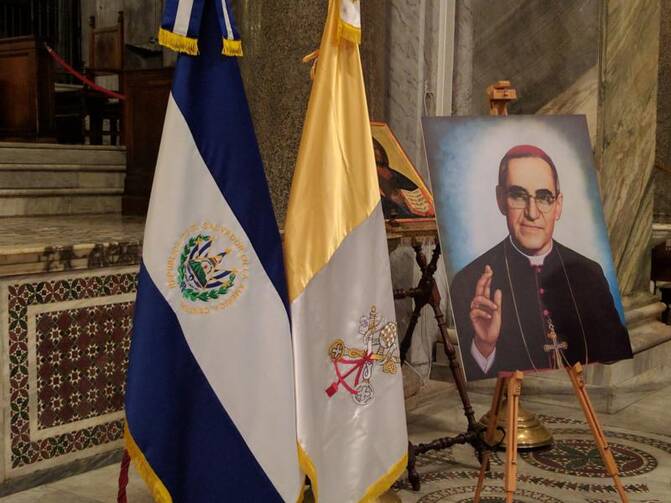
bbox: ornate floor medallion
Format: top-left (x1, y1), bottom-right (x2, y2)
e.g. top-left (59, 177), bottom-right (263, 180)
top-left (523, 438), bottom-right (657, 477)
top-left (396, 414), bottom-right (671, 502)
top-left (415, 484), bottom-right (562, 503)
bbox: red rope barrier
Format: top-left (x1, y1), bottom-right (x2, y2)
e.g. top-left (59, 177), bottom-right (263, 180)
top-left (117, 449), bottom-right (131, 503)
top-left (44, 43), bottom-right (126, 101)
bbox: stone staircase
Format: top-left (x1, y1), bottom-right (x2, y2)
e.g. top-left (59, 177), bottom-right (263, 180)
top-left (0, 142), bottom-right (126, 216)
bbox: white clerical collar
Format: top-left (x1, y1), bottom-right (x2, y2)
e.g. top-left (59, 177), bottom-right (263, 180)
top-left (508, 236), bottom-right (553, 266)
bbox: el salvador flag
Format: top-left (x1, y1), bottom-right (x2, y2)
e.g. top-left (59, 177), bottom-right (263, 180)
top-left (124, 1), bottom-right (302, 501)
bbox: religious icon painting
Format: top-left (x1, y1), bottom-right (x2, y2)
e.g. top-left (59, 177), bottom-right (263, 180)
top-left (371, 122), bottom-right (435, 221)
top-left (422, 115), bottom-right (633, 381)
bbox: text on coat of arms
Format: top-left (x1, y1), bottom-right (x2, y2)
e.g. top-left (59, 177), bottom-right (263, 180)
top-left (325, 305), bottom-right (400, 406)
top-left (167, 223), bottom-right (249, 314)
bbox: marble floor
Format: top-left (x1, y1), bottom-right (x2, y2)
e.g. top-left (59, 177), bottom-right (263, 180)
top-left (0, 382), bottom-right (669, 502)
top-left (0, 214), bottom-right (145, 253)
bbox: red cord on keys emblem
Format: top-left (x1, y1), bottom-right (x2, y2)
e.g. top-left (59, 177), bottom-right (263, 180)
top-left (325, 305), bottom-right (400, 405)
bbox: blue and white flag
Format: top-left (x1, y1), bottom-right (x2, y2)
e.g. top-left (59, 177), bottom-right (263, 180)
top-left (124, 1), bottom-right (302, 501)
top-left (159, 0), bottom-right (242, 56)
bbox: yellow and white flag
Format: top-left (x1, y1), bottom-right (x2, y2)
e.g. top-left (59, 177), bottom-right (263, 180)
top-left (284, 1), bottom-right (408, 501)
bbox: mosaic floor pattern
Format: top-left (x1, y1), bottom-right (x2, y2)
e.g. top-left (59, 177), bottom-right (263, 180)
top-left (0, 385), bottom-right (669, 502)
top-left (394, 414), bottom-right (670, 502)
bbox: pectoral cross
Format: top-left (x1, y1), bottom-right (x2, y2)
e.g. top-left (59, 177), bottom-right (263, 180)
top-left (543, 320), bottom-right (568, 369)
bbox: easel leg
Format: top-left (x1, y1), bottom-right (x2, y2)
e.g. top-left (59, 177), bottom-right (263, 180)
top-left (504, 371), bottom-right (523, 503)
top-left (566, 363), bottom-right (629, 503)
top-left (474, 376), bottom-right (506, 503)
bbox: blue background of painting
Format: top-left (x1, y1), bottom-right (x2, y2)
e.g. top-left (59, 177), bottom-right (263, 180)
top-left (422, 115), bottom-right (625, 322)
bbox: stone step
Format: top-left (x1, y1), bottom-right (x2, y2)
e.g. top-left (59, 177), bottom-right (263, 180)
top-left (0, 167), bottom-right (125, 190)
top-left (0, 143), bottom-right (126, 216)
top-left (625, 300), bottom-right (667, 329)
top-left (0, 142), bottom-right (126, 166)
top-left (0, 163), bottom-right (124, 171)
top-left (0, 188), bottom-right (123, 217)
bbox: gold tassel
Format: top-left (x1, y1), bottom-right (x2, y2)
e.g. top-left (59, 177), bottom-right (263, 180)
top-left (222, 38), bottom-right (243, 57)
top-left (158, 27), bottom-right (199, 55)
top-left (302, 49), bottom-right (320, 80)
top-left (337, 19), bottom-right (361, 45)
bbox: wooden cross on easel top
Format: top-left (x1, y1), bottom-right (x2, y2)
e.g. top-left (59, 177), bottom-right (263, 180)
top-left (487, 80), bottom-right (517, 116)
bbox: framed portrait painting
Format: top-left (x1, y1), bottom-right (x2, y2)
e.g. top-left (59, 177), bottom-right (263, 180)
top-left (371, 122), bottom-right (435, 222)
top-left (422, 115), bottom-right (633, 381)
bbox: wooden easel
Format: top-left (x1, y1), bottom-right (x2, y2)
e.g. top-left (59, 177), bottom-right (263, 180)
top-left (472, 80), bottom-right (629, 503)
top-left (473, 363), bottom-right (629, 503)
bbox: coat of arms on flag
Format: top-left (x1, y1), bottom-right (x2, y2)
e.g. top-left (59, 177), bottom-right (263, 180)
top-left (166, 223), bottom-right (249, 314)
top-left (326, 305), bottom-right (400, 405)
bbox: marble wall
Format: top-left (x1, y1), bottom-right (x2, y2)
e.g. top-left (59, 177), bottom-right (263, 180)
top-left (596, 0), bottom-right (661, 295)
top-left (537, 65), bottom-right (599, 145)
top-left (449, 0), bottom-right (661, 295)
top-left (452, 0), bottom-right (601, 116)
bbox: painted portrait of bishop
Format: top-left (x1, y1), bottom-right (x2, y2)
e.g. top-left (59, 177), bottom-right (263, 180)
top-left (423, 116), bottom-right (633, 381)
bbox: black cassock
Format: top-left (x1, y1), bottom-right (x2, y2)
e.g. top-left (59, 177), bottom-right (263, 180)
top-left (450, 238), bottom-right (632, 381)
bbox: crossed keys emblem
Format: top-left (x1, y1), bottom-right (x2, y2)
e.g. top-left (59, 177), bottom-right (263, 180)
top-left (325, 305), bottom-right (400, 406)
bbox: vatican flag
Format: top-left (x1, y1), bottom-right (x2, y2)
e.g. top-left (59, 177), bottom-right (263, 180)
top-left (284, 1), bottom-right (408, 501)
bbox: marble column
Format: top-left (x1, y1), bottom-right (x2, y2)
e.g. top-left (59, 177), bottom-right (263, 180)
top-left (451, 0), bottom-right (473, 116)
top-left (234, 1), bottom-right (387, 225)
top-left (360, 0), bottom-right (389, 122)
top-left (384, 1), bottom-right (450, 388)
top-left (386, 0), bottom-right (442, 180)
top-left (234, 1), bottom-right (325, 225)
top-left (654, 0), bottom-right (671, 225)
top-left (596, 0), bottom-right (660, 295)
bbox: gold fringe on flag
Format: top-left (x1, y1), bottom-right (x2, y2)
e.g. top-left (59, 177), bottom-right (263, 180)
top-left (337, 19), bottom-right (361, 45)
top-left (360, 452), bottom-right (408, 503)
top-left (124, 425), bottom-right (173, 503)
top-left (297, 442), bottom-right (319, 501)
top-left (222, 38), bottom-right (243, 57)
top-left (158, 27), bottom-right (199, 56)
